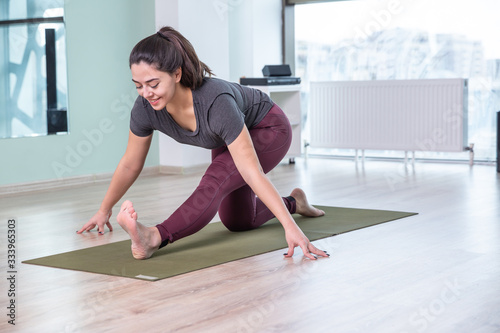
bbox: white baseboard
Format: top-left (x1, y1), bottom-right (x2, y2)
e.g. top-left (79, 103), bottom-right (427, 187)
top-left (0, 166), bottom-right (160, 197)
top-left (159, 163), bottom-right (209, 175)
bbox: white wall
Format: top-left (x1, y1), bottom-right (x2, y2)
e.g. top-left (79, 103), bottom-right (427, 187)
top-left (0, 0), bottom-right (158, 187)
top-left (229, 0), bottom-right (283, 82)
top-left (251, 0), bottom-right (283, 76)
top-left (154, 0), bottom-right (282, 172)
top-left (155, 0), bottom-right (227, 171)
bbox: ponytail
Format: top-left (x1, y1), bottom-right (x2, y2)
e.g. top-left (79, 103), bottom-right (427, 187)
top-left (129, 26), bottom-right (213, 90)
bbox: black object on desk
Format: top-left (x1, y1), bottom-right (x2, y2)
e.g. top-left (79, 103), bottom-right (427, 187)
top-left (240, 64), bottom-right (301, 86)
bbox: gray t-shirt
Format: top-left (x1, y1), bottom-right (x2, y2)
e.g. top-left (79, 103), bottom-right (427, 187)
top-left (130, 77), bottom-right (274, 149)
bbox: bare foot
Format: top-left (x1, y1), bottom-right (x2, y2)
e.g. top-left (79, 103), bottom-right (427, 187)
top-left (116, 200), bottom-right (162, 260)
top-left (290, 188), bottom-right (325, 217)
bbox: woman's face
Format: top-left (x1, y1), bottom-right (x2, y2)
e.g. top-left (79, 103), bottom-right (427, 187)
top-left (131, 62), bottom-right (181, 110)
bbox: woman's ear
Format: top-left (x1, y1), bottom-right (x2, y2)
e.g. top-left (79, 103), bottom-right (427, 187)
top-left (174, 67), bottom-right (182, 83)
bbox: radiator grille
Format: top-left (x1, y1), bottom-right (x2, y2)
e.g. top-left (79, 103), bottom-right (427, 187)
top-left (309, 79), bottom-right (468, 152)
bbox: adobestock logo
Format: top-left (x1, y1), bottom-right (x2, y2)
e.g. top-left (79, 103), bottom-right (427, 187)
top-left (353, 0), bottom-right (405, 46)
top-left (51, 88), bottom-right (136, 179)
top-left (213, 0), bottom-right (243, 21)
top-left (51, 119), bottom-right (116, 179)
top-left (405, 278), bottom-right (462, 333)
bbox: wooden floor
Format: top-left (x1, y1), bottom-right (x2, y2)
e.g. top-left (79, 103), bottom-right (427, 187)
top-left (1, 157), bottom-right (499, 333)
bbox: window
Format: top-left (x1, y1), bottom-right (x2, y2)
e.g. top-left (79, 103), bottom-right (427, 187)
top-left (295, 0), bottom-right (499, 162)
top-left (0, 0), bottom-right (68, 139)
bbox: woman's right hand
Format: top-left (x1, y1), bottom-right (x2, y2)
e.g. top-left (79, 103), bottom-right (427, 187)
top-left (283, 224), bottom-right (329, 260)
top-left (77, 210), bottom-right (113, 235)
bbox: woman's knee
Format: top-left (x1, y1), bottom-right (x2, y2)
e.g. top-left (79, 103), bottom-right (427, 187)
top-left (221, 218), bottom-right (254, 232)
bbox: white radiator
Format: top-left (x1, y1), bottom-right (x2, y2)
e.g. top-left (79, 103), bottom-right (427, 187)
top-left (309, 79), bottom-right (468, 153)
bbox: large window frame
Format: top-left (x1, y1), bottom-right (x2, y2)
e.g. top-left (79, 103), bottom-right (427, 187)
top-left (284, 0), bottom-right (499, 163)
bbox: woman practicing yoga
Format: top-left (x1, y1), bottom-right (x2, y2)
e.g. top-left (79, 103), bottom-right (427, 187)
top-left (77, 26), bottom-right (329, 261)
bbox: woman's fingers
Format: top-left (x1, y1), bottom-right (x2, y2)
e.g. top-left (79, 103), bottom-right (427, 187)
top-left (284, 242), bottom-right (330, 259)
top-left (77, 210), bottom-right (113, 234)
top-left (106, 221), bottom-right (114, 232)
top-left (309, 244), bottom-right (330, 258)
top-left (76, 222), bottom-right (96, 234)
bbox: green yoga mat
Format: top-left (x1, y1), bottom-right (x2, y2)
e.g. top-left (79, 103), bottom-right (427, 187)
top-left (23, 206), bottom-right (417, 281)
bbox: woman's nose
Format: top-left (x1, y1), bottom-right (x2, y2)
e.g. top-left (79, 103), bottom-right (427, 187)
top-left (142, 86), bottom-right (153, 98)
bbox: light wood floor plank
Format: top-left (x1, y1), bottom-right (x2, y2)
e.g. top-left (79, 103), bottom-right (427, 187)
top-left (1, 158), bottom-right (499, 332)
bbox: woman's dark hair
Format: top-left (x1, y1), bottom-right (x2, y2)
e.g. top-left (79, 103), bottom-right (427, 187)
top-left (129, 26), bottom-right (213, 90)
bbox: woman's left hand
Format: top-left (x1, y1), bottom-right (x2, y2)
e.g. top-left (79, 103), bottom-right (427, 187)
top-left (283, 225), bottom-right (330, 260)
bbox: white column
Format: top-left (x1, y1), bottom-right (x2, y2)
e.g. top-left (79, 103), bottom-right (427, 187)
top-left (228, 0), bottom-right (282, 82)
top-left (155, 0), bottom-right (231, 173)
top-left (154, 0), bottom-right (282, 173)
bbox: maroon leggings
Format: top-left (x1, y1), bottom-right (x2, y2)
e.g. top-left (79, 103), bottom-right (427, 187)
top-left (155, 104), bottom-right (296, 245)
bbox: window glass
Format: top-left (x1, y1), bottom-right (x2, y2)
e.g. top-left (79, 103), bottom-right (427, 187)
top-left (6, 0), bottom-right (63, 21)
top-left (0, 0), bottom-right (68, 139)
top-left (296, 0), bottom-right (499, 161)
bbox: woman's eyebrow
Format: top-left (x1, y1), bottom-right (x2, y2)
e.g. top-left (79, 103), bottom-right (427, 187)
top-left (131, 78), bottom-right (160, 84)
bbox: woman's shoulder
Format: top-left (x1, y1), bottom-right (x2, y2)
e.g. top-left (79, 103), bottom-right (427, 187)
top-left (194, 77), bottom-right (242, 101)
top-left (199, 77), bottom-right (237, 90)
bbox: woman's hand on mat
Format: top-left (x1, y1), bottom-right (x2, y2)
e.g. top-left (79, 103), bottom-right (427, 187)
top-left (77, 210), bottom-right (113, 235)
top-left (283, 225), bottom-right (329, 260)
